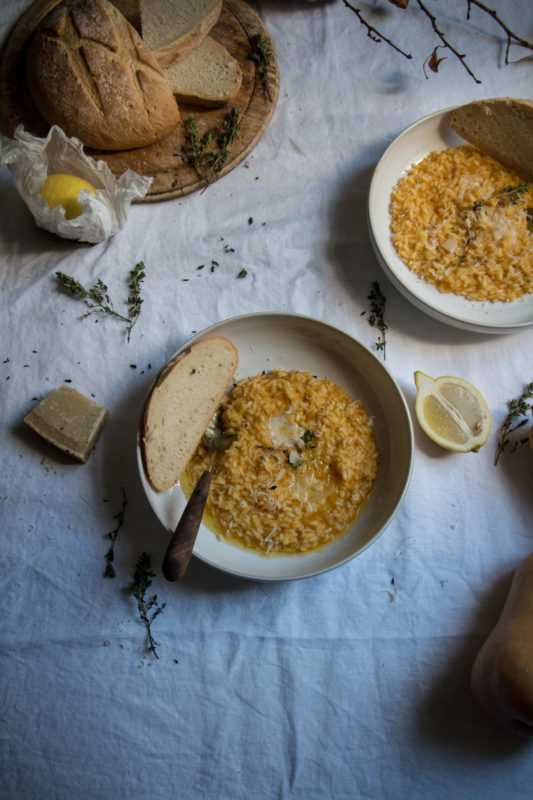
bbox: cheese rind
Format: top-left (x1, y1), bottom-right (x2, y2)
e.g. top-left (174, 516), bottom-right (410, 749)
top-left (24, 385), bottom-right (109, 462)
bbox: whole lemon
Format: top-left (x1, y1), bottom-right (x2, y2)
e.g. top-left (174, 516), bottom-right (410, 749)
top-left (39, 173), bottom-right (97, 220)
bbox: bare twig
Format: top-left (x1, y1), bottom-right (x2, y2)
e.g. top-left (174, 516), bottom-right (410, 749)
top-left (466, 0), bottom-right (533, 63)
top-left (342, 1), bottom-right (413, 59)
top-left (343, 0), bottom-right (533, 82)
top-left (417, 0), bottom-right (481, 83)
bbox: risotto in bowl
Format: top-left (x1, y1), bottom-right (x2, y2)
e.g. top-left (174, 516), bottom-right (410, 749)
top-left (368, 108), bottom-right (533, 332)
top-left (184, 369), bottom-right (380, 556)
top-left (138, 313), bottom-right (413, 581)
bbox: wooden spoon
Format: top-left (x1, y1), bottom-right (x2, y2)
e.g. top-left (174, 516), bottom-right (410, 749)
top-left (162, 413), bottom-right (234, 581)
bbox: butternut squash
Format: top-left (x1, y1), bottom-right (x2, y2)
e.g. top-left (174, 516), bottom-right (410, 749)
top-left (471, 552), bottom-right (533, 737)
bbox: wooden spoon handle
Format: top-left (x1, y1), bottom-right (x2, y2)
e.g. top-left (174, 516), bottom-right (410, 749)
top-left (162, 470), bottom-right (212, 581)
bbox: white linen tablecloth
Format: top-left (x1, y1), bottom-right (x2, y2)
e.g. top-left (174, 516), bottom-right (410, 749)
top-left (1, 1), bottom-right (533, 798)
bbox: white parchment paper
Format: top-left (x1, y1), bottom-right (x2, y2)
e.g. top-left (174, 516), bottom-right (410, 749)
top-left (0, 125), bottom-right (152, 243)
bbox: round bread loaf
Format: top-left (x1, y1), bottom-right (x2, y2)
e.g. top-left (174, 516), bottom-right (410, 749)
top-left (26, 0), bottom-right (180, 151)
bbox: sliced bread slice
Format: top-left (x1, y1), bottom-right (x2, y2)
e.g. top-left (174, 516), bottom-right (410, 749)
top-left (140, 0), bottom-right (222, 68)
top-left (163, 36), bottom-right (242, 107)
top-left (141, 336), bottom-right (238, 492)
top-left (450, 97), bottom-right (533, 182)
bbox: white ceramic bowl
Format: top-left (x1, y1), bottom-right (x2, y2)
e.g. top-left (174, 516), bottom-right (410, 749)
top-left (137, 313), bottom-right (413, 581)
top-left (368, 108), bottom-right (533, 334)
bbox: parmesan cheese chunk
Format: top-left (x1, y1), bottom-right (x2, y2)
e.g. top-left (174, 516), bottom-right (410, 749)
top-left (268, 413), bottom-right (305, 450)
top-left (24, 385), bottom-right (109, 463)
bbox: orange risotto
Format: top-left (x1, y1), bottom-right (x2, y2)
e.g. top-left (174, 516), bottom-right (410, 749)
top-left (390, 145), bottom-right (533, 302)
top-left (184, 370), bottom-right (380, 555)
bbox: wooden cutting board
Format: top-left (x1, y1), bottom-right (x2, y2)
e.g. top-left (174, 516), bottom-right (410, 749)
top-left (0, 0), bottom-right (279, 202)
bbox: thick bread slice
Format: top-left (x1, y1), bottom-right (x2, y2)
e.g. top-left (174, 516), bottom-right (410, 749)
top-left (163, 36), bottom-right (242, 107)
top-left (141, 336), bottom-right (238, 492)
top-left (450, 98), bottom-right (533, 182)
top-left (26, 0), bottom-right (180, 151)
top-left (140, 0), bottom-right (222, 69)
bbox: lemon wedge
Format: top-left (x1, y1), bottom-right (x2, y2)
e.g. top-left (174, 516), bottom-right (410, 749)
top-left (414, 371), bottom-right (491, 452)
top-left (39, 173), bottom-right (96, 220)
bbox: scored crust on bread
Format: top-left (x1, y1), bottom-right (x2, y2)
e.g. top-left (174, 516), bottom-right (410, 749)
top-left (26, 0), bottom-right (180, 151)
top-left (140, 0), bottom-right (223, 69)
top-left (163, 36), bottom-right (242, 107)
top-left (141, 336), bottom-right (238, 493)
top-left (450, 97), bottom-right (533, 182)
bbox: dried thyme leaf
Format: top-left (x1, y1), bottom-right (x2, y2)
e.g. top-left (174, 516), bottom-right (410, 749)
top-left (494, 381), bottom-right (533, 465)
top-left (301, 430), bottom-right (316, 450)
top-left (129, 552), bottom-right (166, 660)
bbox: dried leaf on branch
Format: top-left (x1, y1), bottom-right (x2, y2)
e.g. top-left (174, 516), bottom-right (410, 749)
top-left (426, 47), bottom-right (446, 74)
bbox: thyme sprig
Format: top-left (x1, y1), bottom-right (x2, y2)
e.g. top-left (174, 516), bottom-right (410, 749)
top-left (129, 552), bottom-right (166, 660)
top-left (181, 117), bottom-right (213, 173)
top-left (209, 107), bottom-right (241, 173)
top-left (103, 487), bottom-right (127, 578)
top-left (55, 261), bottom-right (146, 341)
top-left (473, 183), bottom-right (531, 213)
top-left (55, 272), bottom-right (129, 323)
top-left (126, 261), bottom-right (146, 342)
top-left (250, 33), bottom-right (272, 99)
top-left (181, 108), bottom-right (241, 179)
top-left (366, 281), bottom-right (388, 359)
top-left (494, 381), bottom-right (533, 465)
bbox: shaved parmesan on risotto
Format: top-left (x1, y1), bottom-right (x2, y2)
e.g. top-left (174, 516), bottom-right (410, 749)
top-left (184, 370), bottom-right (380, 555)
top-left (390, 145), bottom-right (533, 302)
